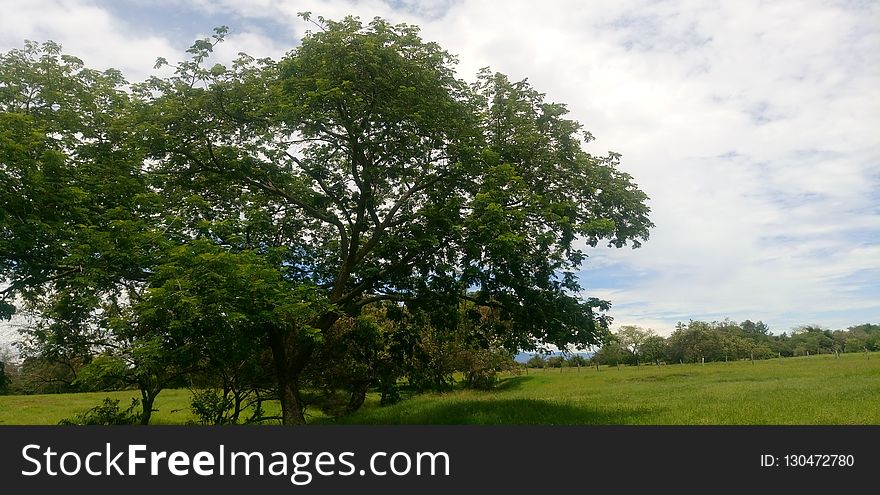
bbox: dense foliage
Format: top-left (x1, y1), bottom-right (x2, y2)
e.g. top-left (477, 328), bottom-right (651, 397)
top-left (0, 17), bottom-right (653, 423)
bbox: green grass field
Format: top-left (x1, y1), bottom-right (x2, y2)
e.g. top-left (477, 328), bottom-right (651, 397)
top-left (0, 388), bottom-right (203, 425)
top-left (1, 352), bottom-right (878, 425)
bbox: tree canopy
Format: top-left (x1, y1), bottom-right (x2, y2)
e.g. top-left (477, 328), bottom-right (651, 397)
top-left (1, 16), bottom-right (653, 424)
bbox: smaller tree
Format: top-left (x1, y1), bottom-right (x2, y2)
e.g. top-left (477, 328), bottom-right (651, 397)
top-left (568, 354), bottom-right (590, 368)
top-left (616, 326), bottom-right (651, 366)
top-left (595, 338), bottom-right (624, 368)
top-left (546, 355), bottom-right (567, 368)
top-left (73, 337), bottom-right (191, 425)
top-left (741, 320), bottom-right (770, 337)
top-left (790, 325), bottom-right (835, 355)
top-left (526, 354), bottom-right (546, 368)
top-left (640, 335), bottom-right (668, 365)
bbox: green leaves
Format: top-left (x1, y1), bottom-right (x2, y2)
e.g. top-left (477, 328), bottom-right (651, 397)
top-left (131, 17), bottom-right (653, 352)
top-left (2, 17), bottom-right (654, 420)
top-left (137, 240), bottom-right (331, 349)
top-left (1, 41), bottom-right (158, 317)
top-left (0, 300), bottom-right (15, 320)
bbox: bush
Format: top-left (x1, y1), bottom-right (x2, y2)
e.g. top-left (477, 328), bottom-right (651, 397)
top-left (379, 383), bottom-right (401, 406)
top-left (458, 345), bottom-right (517, 390)
top-left (59, 398), bottom-right (141, 425)
top-left (190, 389), bottom-right (236, 425)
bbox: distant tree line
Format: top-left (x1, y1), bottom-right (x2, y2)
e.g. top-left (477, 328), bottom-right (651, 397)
top-left (520, 321), bottom-right (879, 370)
top-left (590, 321), bottom-right (880, 367)
top-left (525, 353), bottom-right (590, 368)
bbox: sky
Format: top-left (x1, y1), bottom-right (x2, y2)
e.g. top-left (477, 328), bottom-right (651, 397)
top-left (0, 0), bottom-right (878, 342)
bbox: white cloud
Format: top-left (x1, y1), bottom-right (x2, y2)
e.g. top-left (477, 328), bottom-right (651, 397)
top-left (211, 30), bottom-right (288, 63)
top-left (1, 0), bottom-right (878, 341)
top-left (0, 0), bottom-right (180, 82)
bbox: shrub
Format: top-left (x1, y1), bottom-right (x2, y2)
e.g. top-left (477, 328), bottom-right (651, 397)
top-left (59, 398), bottom-right (141, 425)
top-left (190, 389), bottom-right (236, 425)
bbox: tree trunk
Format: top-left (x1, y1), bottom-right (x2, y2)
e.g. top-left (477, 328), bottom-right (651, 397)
top-left (268, 312), bottom-right (341, 425)
top-left (139, 386), bottom-right (159, 425)
top-left (232, 388), bottom-right (244, 424)
top-left (278, 378), bottom-right (306, 425)
top-left (345, 382), bottom-right (369, 415)
top-left (268, 329), bottom-right (306, 425)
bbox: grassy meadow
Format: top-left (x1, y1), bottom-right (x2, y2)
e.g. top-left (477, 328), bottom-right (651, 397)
top-left (1, 352), bottom-right (878, 425)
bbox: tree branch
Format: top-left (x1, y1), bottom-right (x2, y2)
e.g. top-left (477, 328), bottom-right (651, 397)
top-left (283, 150), bottom-right (352, 225)
top-left (354, 293), bottom-right (414, 307)
top-left (354, 170), bottom-right (452, 264)
top-left (336, 250), bottom-right (419, 306)
top-left (198, 142), bottom-right (351, 260)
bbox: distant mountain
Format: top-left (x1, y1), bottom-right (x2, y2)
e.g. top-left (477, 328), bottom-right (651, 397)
top-left (514, 351), bottom-right (593, 363)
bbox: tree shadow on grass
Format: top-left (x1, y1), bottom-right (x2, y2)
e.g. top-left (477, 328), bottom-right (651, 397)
top-left (355, 399), bottom-right (655, 425)
top-left (492, 375), bottom-right (535, 391)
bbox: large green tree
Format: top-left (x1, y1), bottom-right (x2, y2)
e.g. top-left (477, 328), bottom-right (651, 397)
top-left (3, 16), bottom-right (653, 424)
top-left (136, 16), bottom-right (652, 423)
